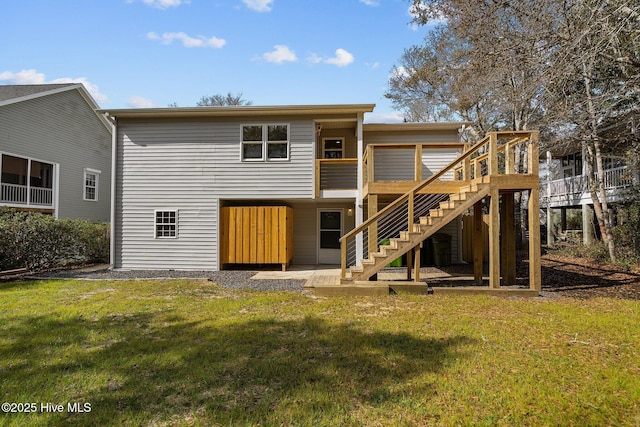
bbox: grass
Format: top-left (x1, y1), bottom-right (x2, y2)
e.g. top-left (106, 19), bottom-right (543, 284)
top-left (1, 279), bottom-right (639, 426)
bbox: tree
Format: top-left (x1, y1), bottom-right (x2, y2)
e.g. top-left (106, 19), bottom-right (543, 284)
top-left (196, 92), bottom-right (252, 107)
top-left (390, 0), bottom-right (640, 261)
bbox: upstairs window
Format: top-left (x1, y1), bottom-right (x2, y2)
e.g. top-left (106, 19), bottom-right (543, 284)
top-left (83, 168), bottom-right (100, 201)
top-left (241, 124), bottom-right (289, 161)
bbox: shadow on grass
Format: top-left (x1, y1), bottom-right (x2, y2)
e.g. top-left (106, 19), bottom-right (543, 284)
top-left (1, 312), bottom-right (475, 425)
top-left (541, 256), bottom-right (640, 292)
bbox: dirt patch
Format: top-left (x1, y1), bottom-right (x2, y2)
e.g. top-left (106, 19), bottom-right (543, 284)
top-left (540, 253), bottom-right (640, 300)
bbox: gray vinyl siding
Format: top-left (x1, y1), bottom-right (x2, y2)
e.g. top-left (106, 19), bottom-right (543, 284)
top-left (0, 89), bottom-right (111, 220)
top-left (290, 201), bottom-right (356, 265)
top-left (371, 147), bottom-right (461, 181)
top-left (114, 118), bottom-right (315, 269)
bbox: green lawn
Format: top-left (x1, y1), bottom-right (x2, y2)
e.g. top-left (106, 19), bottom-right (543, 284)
top-left (1, 279), bottom-right (638, 426)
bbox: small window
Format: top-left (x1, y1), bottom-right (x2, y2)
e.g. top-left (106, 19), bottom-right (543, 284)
top-left (241, 124), bottom-right (289, 161)
top-left (83, 169), bottom-right (100, 201)
top-left (155, 210), bottom-right (177, 238)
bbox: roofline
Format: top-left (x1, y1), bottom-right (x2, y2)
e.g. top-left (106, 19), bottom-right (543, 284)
top-left (363, 122), bottom-right (472, 131)
top-left (0, 84), bottom-right (113, 132)
top-left (98, 104), bottom-right (376, 119)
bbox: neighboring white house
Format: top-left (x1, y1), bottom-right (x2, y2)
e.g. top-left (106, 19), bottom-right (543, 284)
top-left (101, 104), bottom-right (468, 270)
top-left (0, 84), bottom-right (112, 221)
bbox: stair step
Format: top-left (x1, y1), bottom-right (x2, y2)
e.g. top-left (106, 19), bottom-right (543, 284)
top-left (439, 201), bottom-right (455, 210)
top-left (350, 265), bottom-right (363, 273)
top-left (460, 184), bottom-right (479, 193)
top-left (419, 216), bottom-right (428, 225)
top-left (399, 231), bottom-right (421, 240)
top-left (450, 193), bottom-right (468, 202)
top-left (429, 209), bottom-right (444, 218)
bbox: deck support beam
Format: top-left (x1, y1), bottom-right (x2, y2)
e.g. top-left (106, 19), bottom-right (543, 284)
top-left (473, 201), bottom-right (484, 285)
top-left (528, 187), bottom-right (542, 291)
top-left (500, 192), bottom-right (516, 285)
top-left (489, 187), bottom-right (501, 288)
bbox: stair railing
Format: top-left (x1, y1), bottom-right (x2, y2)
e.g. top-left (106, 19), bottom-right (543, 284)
top-left (340, 131), bottom-right (538, 279)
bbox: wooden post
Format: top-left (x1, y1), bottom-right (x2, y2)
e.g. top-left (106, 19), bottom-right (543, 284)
top-left (366, 145), bottom-right (374, 185)
top-left (473, 201), bottom-right (484, 285)
top-left (500, 192), bottom-right (516, 285)
top-left (528, 187), bottom-right (542, 291)
top-left (414, 144), bottom-right (423, 181)
top-left (505, 142), bottom-right (515, 174)
top-left (408, 192), bottom-right (414, 233)
top-left (489, 187), bottom-right (501, 289)
top-left (368, 194), bottom-right (378, 255)
top-left (463, 143), bottom-right (471, 181)
top-left (406, 248), bottom-right (413, 281)
top-left (489, 133), bottom-right (498, 176)
top-left (413, 244), bottom-right (421, 283)
top-left (315, 160), bottom-right (320, 198)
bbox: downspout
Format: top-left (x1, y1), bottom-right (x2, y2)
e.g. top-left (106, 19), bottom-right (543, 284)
top-left (105, 113), bottom-right (117, 270)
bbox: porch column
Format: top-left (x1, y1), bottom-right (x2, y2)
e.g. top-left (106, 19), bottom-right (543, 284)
top-left (355, 112), bottom-right (364, 264)
top-left (546, 150), bottom-right (554, 246)
top-left (582, 204), bottom-right (593, 245)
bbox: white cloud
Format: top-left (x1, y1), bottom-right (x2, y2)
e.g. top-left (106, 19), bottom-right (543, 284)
top-left (306, 53), bottom-right (323, 65)
top-left (324, 48), bottom-right (354, 67)
top-left (242, 0), bottom-right (273, 12)
top-left (262, 45), bottom-right (297, 64)
top-left (0, 69), bottom-right (108, 104)
top-left (359, 0), bottom-right (379, 6)
top-left (366, 61), bottom-right (380, 70)
top-left (408, 4), bottom-right (446, 30)
top-left (128, 0), bottom-right (188, 9)
top-left (127, 96), bottom-right (156, 108)
top-left (364, 111), bottom-right (405, 123)
top-left (147, 32), bottom-right (226, 48)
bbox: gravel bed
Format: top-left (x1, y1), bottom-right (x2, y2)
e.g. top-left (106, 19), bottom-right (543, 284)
top-left (27, 267), bottom-right (306, 292)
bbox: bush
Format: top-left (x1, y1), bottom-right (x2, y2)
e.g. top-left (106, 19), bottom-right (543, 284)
top-left (0, 209), bottom-right (109, 272)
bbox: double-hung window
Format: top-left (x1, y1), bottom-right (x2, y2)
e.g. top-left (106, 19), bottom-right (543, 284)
top-left (241, 124), bottom-right (289, 161)
top-left (83, 168), bottom-right (100, 201)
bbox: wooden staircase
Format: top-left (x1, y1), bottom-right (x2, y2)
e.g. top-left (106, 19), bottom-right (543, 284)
top-left (343, 183), bottom-right (490, 283)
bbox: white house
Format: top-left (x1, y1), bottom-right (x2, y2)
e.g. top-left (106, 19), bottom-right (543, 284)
top-left (101, 104), bottom-right (469, 271)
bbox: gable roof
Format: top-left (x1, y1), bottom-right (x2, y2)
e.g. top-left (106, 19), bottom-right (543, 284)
top-left (0, 83), bottom-right (112, 131)
top-left (0, 84), bottom-right (78, 103)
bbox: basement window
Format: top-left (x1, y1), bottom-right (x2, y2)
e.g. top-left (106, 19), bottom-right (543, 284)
top-left (155, 210), bottom-right (177, 238)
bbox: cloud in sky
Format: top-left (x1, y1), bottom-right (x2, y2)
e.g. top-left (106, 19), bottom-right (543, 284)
top-left (324, 48), bottom-right (354, 67)
top-left (365, 111), bottom-right (404, 123)
top-left (147, 32), bottom-right (226, 48)
top-left (262, 45), bottom-right (297, 64)
top-left (359, 0), bottom-right (379, 6)
top-left (128, 0), bottom-right (188, 9)
top-left (127, 96), bottom-right (156, 108)
top-left (242, 0), bottom-right (273, 12)
top-left (0, 69), bottom-right (108, 104)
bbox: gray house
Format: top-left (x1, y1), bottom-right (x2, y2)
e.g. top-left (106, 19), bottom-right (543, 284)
top-left (0, 84), bottom-right (112, 221)
top-left (101, 104), bottom-right (467, 270)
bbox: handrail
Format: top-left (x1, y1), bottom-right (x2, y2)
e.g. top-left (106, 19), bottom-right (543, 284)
top-left (340, 133), bottom-right (492, 244)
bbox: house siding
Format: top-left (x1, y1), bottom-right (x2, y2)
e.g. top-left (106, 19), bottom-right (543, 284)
top-left (114, 118), bottom-right (316, 269)
top-left (0, 89), bottom-right (111, 221)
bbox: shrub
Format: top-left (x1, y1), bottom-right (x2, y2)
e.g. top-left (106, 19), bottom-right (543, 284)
top-left (0, 209), bottom-right (109, 271)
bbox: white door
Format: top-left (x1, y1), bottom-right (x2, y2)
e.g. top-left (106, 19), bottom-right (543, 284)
top-left (318, 209), bottom-right (343, 264)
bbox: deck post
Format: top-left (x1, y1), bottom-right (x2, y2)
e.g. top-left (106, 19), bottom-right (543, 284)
top-left (500, 192), bottom-right (516, 285)
top-left (368, 194), bottom-right (378, 255)
top-left (355, 112), bottom-right (364, 264)
top-left (489, 186), bottom-right (501, 289)
top-left (528, 187), bottom-right (542, 291)
top-left (414, 144), bottom-right (423, 181)
top-left (413, 244), bottom-right (421, 283)
top-left (473, 201), bottom-right (484, 285)
top-left (406, 248), bottom-right (413, 281)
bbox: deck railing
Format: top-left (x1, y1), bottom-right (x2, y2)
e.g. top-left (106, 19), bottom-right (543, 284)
top-left (547, 165), bottom-right (632, 198)
top-left (1, 182), bottom-right (53, 207)
top-left (340, 131), bottom-right (539, 280)
top-left (315, 159), bottom-right (358, 197)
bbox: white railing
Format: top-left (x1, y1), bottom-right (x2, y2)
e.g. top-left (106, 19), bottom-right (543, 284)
top-left (31, 187), bottom-right (53, 205)
top-left (547, 165), bottom-right (631, 197)
top-left (1, 182), bottom-right (53, 207)
top-left (1, 183), bottom-right (27, 204)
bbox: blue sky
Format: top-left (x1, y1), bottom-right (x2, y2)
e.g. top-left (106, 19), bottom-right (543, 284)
top-left (1, 0), bottom-right (428, 122)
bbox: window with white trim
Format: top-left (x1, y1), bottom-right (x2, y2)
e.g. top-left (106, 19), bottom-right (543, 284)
top-left (241, 124), bottom-right (289, 161)
top-left (83, 168), bottom-right (100, 201)
top-left (155, 210), bottom-right (177, 238)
